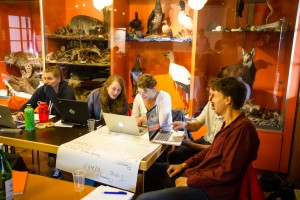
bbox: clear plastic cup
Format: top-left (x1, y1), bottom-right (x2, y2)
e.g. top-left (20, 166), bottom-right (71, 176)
top-left (87, 119), bottom-right (95, 132)
top-left (72, 169), bottom-right (86, 192)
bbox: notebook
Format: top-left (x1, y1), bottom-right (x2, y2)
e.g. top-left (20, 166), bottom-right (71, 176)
top-left (146, 105), bottom-right (184, 146)
top-left (0, 104), bottom-right (25, 129)
top-left (12, 171), bottom-right (28, 195)
top-left (82, 185), bottom-right (134, 200)
top-left (57, 99), bottom-right (90, 126)
top-left (102, 112), bottom-right (147, 136)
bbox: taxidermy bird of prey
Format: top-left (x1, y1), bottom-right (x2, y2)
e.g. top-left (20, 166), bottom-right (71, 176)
top-left (129, 12), bottom-right (142, 30)
top-left (178, 0), bottom-right (193, 34)
top-left (164, 50), bottom-right (191, 101)
top-left (162, 20), bottom-right (173, 38)
top-left (130, 54), bottom-right (143, 97)
top-left (146, 0), bottom-right (164, 35)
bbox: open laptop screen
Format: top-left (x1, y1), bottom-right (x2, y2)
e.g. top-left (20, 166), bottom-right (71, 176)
top-left (146, 105), bottom-right (160, 140)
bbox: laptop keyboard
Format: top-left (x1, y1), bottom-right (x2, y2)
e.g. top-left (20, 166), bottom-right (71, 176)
top-left (155, 130), bottom-right (172, 141)
top-left (15, 121), bottom-right (25, 127)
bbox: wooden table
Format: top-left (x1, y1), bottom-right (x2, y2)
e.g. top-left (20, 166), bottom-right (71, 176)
top-left (14, 173), bottom-right (95, 200)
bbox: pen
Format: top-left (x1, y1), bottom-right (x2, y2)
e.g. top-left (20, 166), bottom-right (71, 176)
top-left (96, 125), bottom-right (102, 129)
top-left (103, 191), bottom-right (127, 195)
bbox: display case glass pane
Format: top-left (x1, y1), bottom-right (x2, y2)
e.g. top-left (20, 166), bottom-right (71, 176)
top-left (194, 0), bottom-right (297, 132)
top-left (0, 0), bottom-right (42, 97)
top-left (42, 0), bottom-right (111, 101)
top-left (111, 0), bottom-right (298, 133)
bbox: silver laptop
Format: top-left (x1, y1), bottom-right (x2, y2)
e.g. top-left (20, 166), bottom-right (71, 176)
top-left (102, 112), bottom-right (147, 136)
top-left (146, 105), bottom-right (184, 146)
top-left (57, 99), bottom-right (90, 126)
top-left (0, 104), bottom-right (25, 128)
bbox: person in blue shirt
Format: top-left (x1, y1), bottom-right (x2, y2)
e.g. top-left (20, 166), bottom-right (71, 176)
top-left (86, 74), bottom-right (129, 120)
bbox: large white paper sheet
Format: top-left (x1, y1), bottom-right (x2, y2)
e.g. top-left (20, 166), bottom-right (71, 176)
top-left (56, 126), bottom-right (160, 192)
top-left (81, 185), bottom-right (134, 200)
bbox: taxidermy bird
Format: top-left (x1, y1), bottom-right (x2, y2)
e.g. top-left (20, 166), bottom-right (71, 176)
top-left (164, 50), bottom-right (191, 101)
top-left (146, 0), bottom-right (164, 35)
top-left (178, 0), bottom-right (193, 35)
top-left (130, 54), bottom-right (143, 97)
top-left (129, 12), bottom-right (142, 30)
top-left (161, 20), bottom-right (173, 38)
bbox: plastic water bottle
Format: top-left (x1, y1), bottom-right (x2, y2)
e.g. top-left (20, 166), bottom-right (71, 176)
top-left (0, 143), bottom-right (13, 200)
top-left (38, 102), bottom-right (49, 122)
top-left (24, 104), bottom-right (35, 131)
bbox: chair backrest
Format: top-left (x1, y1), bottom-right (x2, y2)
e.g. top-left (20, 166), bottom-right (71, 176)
top-left (171, 109), bottom-right (193, 140)
top-left (127, 108), bottom-right (132, 116)
top-left (238, 163), bottom-right (265, 200)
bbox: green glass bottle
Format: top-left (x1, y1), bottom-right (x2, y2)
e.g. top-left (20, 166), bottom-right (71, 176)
top-left (0, 143), bottom-right (13, 200)
top-left (24, 104), bottom-right (35, 131)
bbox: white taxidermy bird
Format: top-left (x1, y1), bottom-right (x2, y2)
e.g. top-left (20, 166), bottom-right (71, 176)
top-left (161, 20), bottom-right (173, 38)
top-left (178, 0), bottom-right (193, 35)
top-left (164, 50), bottom-right (191, 102)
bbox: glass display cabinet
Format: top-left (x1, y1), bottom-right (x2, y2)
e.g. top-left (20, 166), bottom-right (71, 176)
top-left (0, 0), bottom-right (299, 173)
top-left (41, 0), bottom-right (111, 101)
top-left (110, 0), bottom-right (300, 173)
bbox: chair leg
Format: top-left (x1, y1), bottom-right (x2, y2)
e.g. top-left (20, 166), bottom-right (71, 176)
top-left (48, 153), bottom-right (56, 166)
top-left (31, 150), bottom-right (35, 164)
top-left (10, 146), bottom-right (16, 154)
top-left (37, 151), bottom-right (40, 174)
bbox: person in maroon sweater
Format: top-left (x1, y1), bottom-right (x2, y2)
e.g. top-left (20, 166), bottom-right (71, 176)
top-left (137, 77), bottom-right (260, 200)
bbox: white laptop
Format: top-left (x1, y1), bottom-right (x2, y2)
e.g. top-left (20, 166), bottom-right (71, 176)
top-left (0, 104), bottom-right (25, 129)
top-left (146, 105), bottom-right (184, 146)
top-left (102, 112), bottom-right (147, 136)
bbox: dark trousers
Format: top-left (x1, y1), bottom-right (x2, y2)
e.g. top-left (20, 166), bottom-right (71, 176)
top-left (168, 136), bottom-right (211, 164)
top-left (138, 163), bottom-right (210, 200)
top-left (5, 152), bottom-right (28, 171)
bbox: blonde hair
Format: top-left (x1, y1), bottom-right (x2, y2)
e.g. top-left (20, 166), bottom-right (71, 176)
top-left (45, 65), bottom-right (63, 81)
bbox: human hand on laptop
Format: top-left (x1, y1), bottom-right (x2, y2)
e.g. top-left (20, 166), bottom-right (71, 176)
top-left (135, 116), bottom-right (146, 127)
top-left (172, 121), bottom-right (187, 131)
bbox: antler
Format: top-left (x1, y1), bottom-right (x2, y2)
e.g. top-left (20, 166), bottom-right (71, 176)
top-left (250, 19), bottom-right (286, 32)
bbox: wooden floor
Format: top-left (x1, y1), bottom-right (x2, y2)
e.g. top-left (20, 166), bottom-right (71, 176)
top-left (15, 147), bottom-right (73, 182)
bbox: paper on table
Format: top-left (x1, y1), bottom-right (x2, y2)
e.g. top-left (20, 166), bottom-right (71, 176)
top-left (34, 113), bottom-right (55, 121)
top-left (81, 185), bottom-right (134, 200)
top-left (56, 127), bottom-right (160, 192)
top-left (54, 120), bottom-right (73, 128)
top-left (12, 114), bottom-right (55, 122)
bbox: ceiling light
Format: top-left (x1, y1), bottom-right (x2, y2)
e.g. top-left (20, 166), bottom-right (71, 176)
top-left (93, 0), bottom-right (113, 10)
top-left (188, 0), bottom-right (207, 10)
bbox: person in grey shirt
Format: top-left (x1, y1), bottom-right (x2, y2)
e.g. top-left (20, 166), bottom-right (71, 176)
top-left (169, 79), bottom-right (224, 164)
